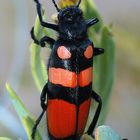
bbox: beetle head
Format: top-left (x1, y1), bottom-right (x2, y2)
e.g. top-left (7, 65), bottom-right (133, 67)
top-left (52, 0), bottom-right (86, 41)
top-left (58, 6), bottom-right (87, 41)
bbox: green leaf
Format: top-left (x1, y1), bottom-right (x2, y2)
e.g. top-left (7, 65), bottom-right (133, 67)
top-left (95, 125), bottom-right (122, 140)
top-left (0, 138), bottom-right (13, 140)
top-left (81, 0), bottom-right (103, 33)
top-left (5, 83), bottom-right (42, 140)
top-left (94, 26), bottom-right (116, 124)
top-left (30, 14), bottom-right (48, 91)
top-left (30, 42), bottom-right (47, 91)
top-left (59, 0), bottom-right (77, 8)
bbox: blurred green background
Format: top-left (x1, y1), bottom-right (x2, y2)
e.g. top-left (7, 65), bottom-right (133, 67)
top-left (0, 0), bottom-right (140, 140)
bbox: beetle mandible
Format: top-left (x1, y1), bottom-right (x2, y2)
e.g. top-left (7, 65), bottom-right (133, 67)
top-left (31, 0), bottom-right (104, 139)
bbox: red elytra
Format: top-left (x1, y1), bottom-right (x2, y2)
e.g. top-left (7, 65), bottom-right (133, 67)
top-left (49, 67), bottom-right (77, 88)
top-left (57, 46), bottom-right (71, 59)
top-left (47, 99), bottom-right (91, 139)
top-left (48, 67), bottom-right (92, 88)
top-left (84, 45), bottom-right (93, 59)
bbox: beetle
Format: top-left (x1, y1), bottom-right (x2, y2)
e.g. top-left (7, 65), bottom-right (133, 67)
top-left (31, 0), bottom-right (104, 140)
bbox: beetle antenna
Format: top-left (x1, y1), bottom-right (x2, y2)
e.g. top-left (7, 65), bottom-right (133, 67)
top-left (77, 0), bottom-right (82, 7)
top-left (52, 0), bottom-right (60, 12)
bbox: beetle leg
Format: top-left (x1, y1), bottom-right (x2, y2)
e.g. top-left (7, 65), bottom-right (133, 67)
top-left (40, 83), bottom-right (48, 110)
top-left (36, 2), bottom-right (59, 31)
top-left (86, 18), bottom-right (99, 28)
top-left (87, 90), bottom-right (102, 136)
top-left (39, 36), bottom-right (55, 48)
top-left (94, 47), bottom-right (104, 56)
top-left (31, 27), bottom-right (40, 45)
top-left (31, 110), bottom-right (45, 140)
top-left (31, 83), bottom-right (48, 140)
top-left (31, 27), bottom-right (55, 48)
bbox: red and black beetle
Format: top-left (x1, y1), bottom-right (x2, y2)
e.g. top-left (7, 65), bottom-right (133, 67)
top-left (31, 0), bottom-right (104, 139)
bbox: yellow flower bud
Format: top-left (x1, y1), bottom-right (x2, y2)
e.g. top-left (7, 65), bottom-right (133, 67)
top-left (58, 0), bottom-right (78, 8)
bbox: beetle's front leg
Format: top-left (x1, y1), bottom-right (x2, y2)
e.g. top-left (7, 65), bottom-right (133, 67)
top-left (31, 27), bottom-right (55, 48)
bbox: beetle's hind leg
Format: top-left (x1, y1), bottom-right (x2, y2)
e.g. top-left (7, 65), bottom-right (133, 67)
top-left (31, 27), bottom-right (55, 48)
top-left (31, 83), bottom-right (49, 140)
top-left (86, 91), bottom-right (102, 136)
top-left (86, 92), bottom-right (127, 140)
top-left (31, 110), bottom-right (45, 140)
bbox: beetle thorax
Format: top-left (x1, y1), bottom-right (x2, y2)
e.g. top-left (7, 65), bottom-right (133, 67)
top-left (58, 6), bottom-right (87, 41)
